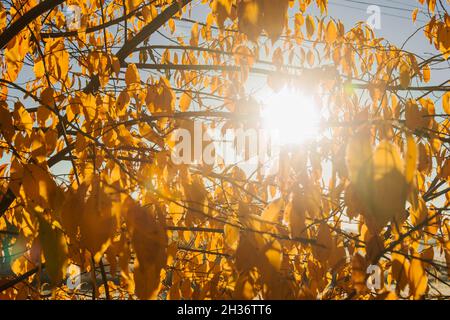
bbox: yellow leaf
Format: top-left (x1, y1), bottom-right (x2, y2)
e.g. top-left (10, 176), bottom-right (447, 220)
top-left (286, 192), bottom-right (306, 238)
top-left (79, 185), bottom-right (117, 262)
top-left (423, 64), bottom-right (431, 83)
top-left (224, 222), bottom-right (240, 251)
top-left (41, 87), bottom-right (55, 108)
top-left (399, 63), bottom-right (411, 89)
top-left (39, 217), bottom-right (69, 286)
top-left (347, 137), bottom-right (408, 232)
top-left (306, 50), bottom-right (315, 66)
top-left (306, 15), bottom-right (315, 39)
top-left (168, 19), bottom-right (175, 34)
top-left (61, 186), bottom-right (85, 239)
top-left (368, 141), bottom-right (407, 228)
top-left (13, 102), bottom-right (33, 136)
top-left (44, 38), bottom-right (68, 82)
top-left (233, 272), bottom-right (255, 299)
top-left (190, 23), bottom-right (199, 47)
top-left (261, 198), bottom-right (284, 223)
top-left (346, 128), bottom-right (372, 186)
top-left (5, 36), bottom-right (25, 82)
top-left (421, 246), bottom-right (434, 269)
top-left (351, 253), bottom-right (367, 293)
top-left (11, 256), bottom-right (32, 276)
top-left (264, 239), bottom-right (282, 271)
top-left (428, 0), bottom-right (436, 13)
top-left (441, 158), bottom-right (450, 179)
top-left (179, 92), bottom-right (192, 112)
top-left (313, 222), bottom-right (333, 262)
top-left (409, 253), bottom-right (428, 299)
top-left (34, 59), bottom-right (45, 78)
top-left (126, 0), bottom-right (139, 12)
top-left (30, 130), bottom-right (47, 163)
top-left (405, 99), bottom-right (430, 131)
top-left (344, 184), bottom-right (364, 220)
top-left (128, 205), bottom-right (167, 299)
top-left (21, 164), bottom-right (59, 212)
top-left (111, 56), bottom-right (121, 77)
top-left (325, 20), bottom-right (337, 43)
top-left (0, 101), bottom-right (14, 141)
top-left (180, 279), bottom-right (192, 299)
top-left (237, 0), bottom-right (262, 41)
top-left (392, 252), bottom-right (410, 291)
top-left (142, 5), bottom-right (157, 23)
top-left (116, 89), bottom-right (130, 113)
top-left (405, 135), bottom-right (418, 183)
top-left (125, 63), bottom-right (140, 86)
top-left (213, 0), bottom-right (232, 28)
top-left (0, 3), bottom-right (6, 32)
top-left (410, 192), bottom-right (428, 227)
top-left (260, 0), bottom-right (289, 42)
top-left (412, 8), bottom-right (419, 23)
top-left (378, 291), bottom-right (398, 300)
top-left (443, 92), bottom-right (450, 115)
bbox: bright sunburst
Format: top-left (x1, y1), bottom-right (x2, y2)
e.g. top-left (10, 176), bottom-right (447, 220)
top-left (260, 87), bottom-right (320, 145)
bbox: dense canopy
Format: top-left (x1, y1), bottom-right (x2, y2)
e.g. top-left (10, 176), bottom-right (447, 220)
top-left (0, 0), bottom-right (450, 300)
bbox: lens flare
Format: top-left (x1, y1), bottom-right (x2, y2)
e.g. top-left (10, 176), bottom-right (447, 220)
top-left (260, 88), bottom-right (320, 145)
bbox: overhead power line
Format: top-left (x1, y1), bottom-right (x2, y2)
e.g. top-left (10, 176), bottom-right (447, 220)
top-left (340, 0), bottom-right (418, 13)
top-left (329, 1), bottom-right (427, 24)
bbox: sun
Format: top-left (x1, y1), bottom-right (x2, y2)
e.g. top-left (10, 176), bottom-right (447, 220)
top-left (260, 87), bottom-right (320, 145)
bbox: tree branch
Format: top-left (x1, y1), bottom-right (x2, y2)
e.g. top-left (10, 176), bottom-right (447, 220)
top-left (84, 0), bottom-right (192, 94)
top-left (0, 0), bottom-right (65, 49)
top-left (0, 266), bottom-right (41, 293)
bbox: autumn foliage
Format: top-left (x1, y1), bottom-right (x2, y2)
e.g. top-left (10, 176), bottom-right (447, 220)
top-left (0, 0), bottom-right (450, 300)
